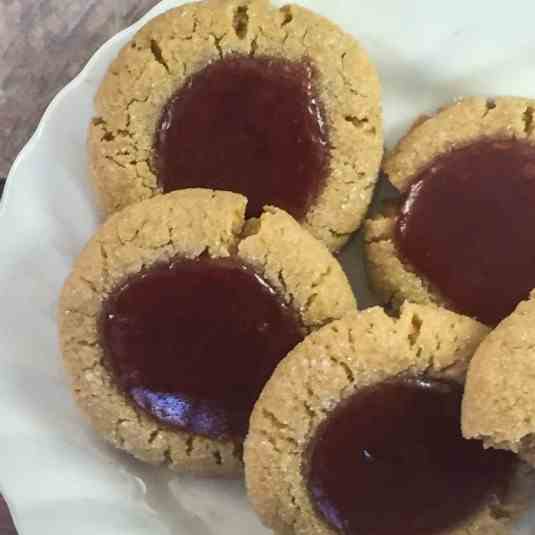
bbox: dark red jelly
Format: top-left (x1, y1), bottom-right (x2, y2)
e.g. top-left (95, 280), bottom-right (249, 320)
top-left (100, 257), bottom-right (304, 440)
top-left (307, 378), bottom-right (514, 535)
top-left (395, 138), bottom-right (535, 325)
top-left (154, 55), bottom-right (329, 220)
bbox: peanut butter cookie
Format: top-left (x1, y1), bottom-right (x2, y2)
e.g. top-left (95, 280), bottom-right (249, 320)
top-left (463, 290), bottom-right (535, 468)
top-left (245, 303), bottom-right (533, 534)
top-left (58, 189), bottom-right (356, 475)
top-left (89, 0), bottom-right (383, 251)
top-left (365, 96), bottom-right (535, 324)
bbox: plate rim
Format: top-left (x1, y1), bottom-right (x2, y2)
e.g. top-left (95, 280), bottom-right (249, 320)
top-left (0, 1), bottom-right (177, 530)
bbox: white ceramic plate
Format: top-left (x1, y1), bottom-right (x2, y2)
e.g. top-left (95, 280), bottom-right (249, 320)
top-left (3, 1), bottom-right (535, 533)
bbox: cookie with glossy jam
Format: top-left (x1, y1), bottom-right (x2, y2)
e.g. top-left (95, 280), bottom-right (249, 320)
top-left (365, 96), bottom-right (535, 325)
top-left (245, 303), bottom-right (533, 534)
top-left (89, 0), bottom-right (383, 251)
top-left (58, 189), bottom-right (355, 475)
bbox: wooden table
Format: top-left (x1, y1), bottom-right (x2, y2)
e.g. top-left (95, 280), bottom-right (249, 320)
top-left (0, 1), bottom-right (160, 532)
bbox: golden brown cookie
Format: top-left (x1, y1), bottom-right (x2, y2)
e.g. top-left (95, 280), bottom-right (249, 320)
top-left (463, 290), bottom-right (535, 468)
top-left (58, 189), bottom-right (356, 476)
top-left (245, 303), bottom-right (533, 534)
top-left (365, 96), bottom-right (535, 324)
top-left (89, 0), bottom-right (383, 251)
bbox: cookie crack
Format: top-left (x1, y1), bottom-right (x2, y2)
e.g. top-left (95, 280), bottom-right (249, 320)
top-left (78, 275), bottom-right (98, 296)
top-left (408, 312), bottom-right (422, 348)
top-left (250, 33), bottom-right (259, 56)
top-left (126, 96), bottom-right (149, 130)
top-left (276, 6), bottom-right (294, 45)
top-left (262, 408), bottom-right (291, 432)
top-left (209, 32), bottom-right (226, 59)
top-left (212, 449), bottom-right (223, 466)
top-left (302, 292), bottom-right (319, 316)
top-left (92, 118), bottom-right (114, 142)
top-left (523, 106), bottom-right (534, 136)
top-left (347, 325), bottom-right (356, 347)
top-left (301, 266), bottom-right (332, 317)
top-left (303, 384), bottom-right (330, 421)
top-left (335, 154), bottom-right (376, 175)
top-left (298, 392), bottom-right (319, 423)
top-left (145, 153), bottom-right (159, 182)
top-left (482, 98), bottom-right (496, 118)
top-left (279, 5), bottom-right (293, 28)
top-left (93, 117), bottom-right (138, 155)
top-left (344, 114), bottom-right (368, 128)
top-left (128, 58), bottom-right (153, 85)
top-left (101, 146), bottom-right (156, 198)
top-left (105, 155), bottom-right (127, 169)
top-left (422, 351), bottom-right (461, 377)
top-left (233, 5), bottom-right (249, 39)
top-left (98, 241), bottom-right (111, 289)
top-left (148, 428), bottom-right (162, 445)
top-left (342, 171), bottom-right (368, 186)
top-left (163, 446), bottom-right (173, 466)
top-left (117, 225), bottom-right (142, 248)
top-left (149, 39), bottom-right (170, 74)
top-left (276, 268), bottom-right (295, 309)
top-left (311, 265), bottom-right (332, 291)
top-left (258, 429), bottom-right (283, 454)
top-left (344, 114), bottom-right (376, 135)
top-left (185, 435), bottom-right (194, 456)
top-left (261, 407), bottom-right (300, 447)
top-left (300, 27), bottom-right (310, 47)
top-left (329, 355), bottom-right (355, 384)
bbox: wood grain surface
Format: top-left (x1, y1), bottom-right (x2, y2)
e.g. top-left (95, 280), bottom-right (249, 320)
top-left (0, 0), bottom-right (159, 178)
top-left (0, 1), bottom-right (160, 532)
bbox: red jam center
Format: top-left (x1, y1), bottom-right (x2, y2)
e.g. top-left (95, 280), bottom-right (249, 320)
top-left (307, 379), bottom-right (514, 535)
top-left (100, 257), bottom-right (304, 440)
top-left (395, 138), bottom-right (535, 325)
top-left (154, 55), bottom-right (329, 220)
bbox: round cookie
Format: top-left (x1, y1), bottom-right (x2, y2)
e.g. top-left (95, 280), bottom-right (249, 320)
top-left (89, 0), bottom-right (383, 251)
top-left (365, 96), bottom-right (535, 324)
top-left (58, 189), bottom-right (356, 476)
top-left (463, 290), bottom-right (535, 468)
top-left (245, 303), bottom-right (533, 535)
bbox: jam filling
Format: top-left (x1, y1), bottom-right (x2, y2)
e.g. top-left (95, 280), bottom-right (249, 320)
top-left (395, 138), bottom-right (535, 325)
top-left (100, 257), bottom-right (304, 440)
top-left (307, 378), bottom-right (514, 535)
top-left (154, 55), bottom-right (329, 220)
